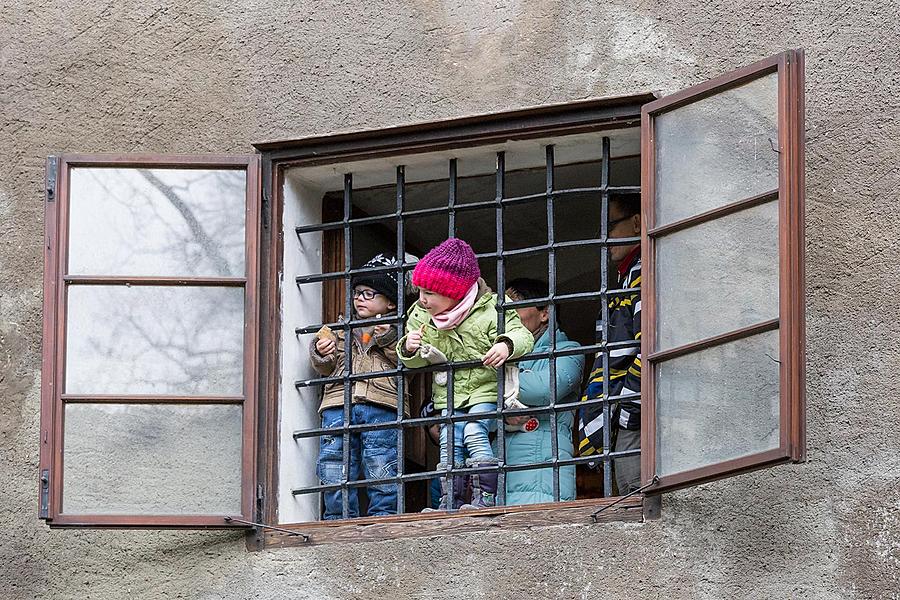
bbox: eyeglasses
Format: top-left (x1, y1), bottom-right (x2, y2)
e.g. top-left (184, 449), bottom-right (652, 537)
top-left (352, 289), bottom-right (380, 300)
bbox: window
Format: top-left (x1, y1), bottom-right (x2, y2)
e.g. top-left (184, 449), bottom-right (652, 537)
top-left (39, 50), bottom-right (805, 544)
top-left (39, 155), bottom-right (260, 527)
top-left (280, 130), bottom-right (642, 525)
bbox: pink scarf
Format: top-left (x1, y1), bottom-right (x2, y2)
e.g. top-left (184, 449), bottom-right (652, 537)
top-left (431, 283), bottom-right (479, 330)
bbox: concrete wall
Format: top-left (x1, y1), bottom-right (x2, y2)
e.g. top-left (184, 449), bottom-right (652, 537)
top-left (2, 1), bottom-right (898, 598)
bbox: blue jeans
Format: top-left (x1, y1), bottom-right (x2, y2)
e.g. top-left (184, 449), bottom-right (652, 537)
top-left (317, 403), bottom-right (399, 520)
top-left (439, 402), bottom-right (496, 465)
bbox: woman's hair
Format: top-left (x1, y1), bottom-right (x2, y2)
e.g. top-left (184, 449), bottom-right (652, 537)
top-left (505, 278), bottom-right (549, 307)
top-left (506, 277), bottom-right (564, 328)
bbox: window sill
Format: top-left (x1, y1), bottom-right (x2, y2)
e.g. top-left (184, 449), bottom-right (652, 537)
top-left (257, 495), bottom-right (644, 549)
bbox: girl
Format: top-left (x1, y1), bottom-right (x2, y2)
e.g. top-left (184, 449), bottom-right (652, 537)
top-left (398, 238), bottom-right (533, 510)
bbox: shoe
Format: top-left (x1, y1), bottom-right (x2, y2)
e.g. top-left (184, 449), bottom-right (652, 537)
top-left (460, 458), bottom-right (499, 509)
top-left (421, 463), bottom-right (467, 512)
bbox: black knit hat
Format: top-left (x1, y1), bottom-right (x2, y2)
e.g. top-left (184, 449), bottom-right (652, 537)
top-left (351, 254), bottom-right (402, 305)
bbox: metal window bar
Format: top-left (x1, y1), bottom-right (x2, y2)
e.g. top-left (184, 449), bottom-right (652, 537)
top-left (494, 151), bottom-right (507, 506)
top-left (296, 339), bottom-right (640, 390)
top-left (293, 390), bottom-right (642, 440)
top-left (292, 447), bottom-right (643, 496)
top-left (294, 186), bottom-right (641, 236)
top-left (546, 145), bottom-right (561, 502)
top-left (294, 239), bottom-right (640, 287)
top-left (395, 165), bottom-right (407, 514)
top-left (341, 174), bottom-right (353, 520)
top-left (293, 135), bottom-right (640, 514)
top-left (599, 137), bottom-right (614, 498)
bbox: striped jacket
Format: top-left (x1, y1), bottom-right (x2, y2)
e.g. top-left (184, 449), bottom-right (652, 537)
top-left (577, 247), bottom-right (641, 457)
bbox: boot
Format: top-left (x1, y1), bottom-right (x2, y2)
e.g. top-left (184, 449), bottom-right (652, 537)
top-left (460, 458), bottom-right (499, 510)
top-left (421, 464), bottom-right (467, 512)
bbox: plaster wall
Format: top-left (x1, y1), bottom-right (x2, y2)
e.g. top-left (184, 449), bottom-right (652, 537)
top-left (1, 1), bottom-right (898, 598)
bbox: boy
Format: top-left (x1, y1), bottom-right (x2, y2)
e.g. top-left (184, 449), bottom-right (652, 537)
top-left (310, 254), bottom-right (408, 519)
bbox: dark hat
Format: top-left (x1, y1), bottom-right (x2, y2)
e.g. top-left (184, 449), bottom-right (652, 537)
top-left (352, 254), bottom-right (402, 304)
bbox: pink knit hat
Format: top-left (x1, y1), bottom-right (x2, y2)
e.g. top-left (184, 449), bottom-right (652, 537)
top-left (412, 238), bottom-right (480, 300)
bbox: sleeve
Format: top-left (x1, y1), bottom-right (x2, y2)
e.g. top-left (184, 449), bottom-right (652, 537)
top-left (616, 289), bottom-right (641, 411)
top-left (308, 336), bottom-right (339, 376)
top-left (583, 289), bottom-right (640, 401)
top-left (373, 323), bottom-right (399, 348)
top-left (376, 325), bottom-right (400, 366)
top-left (518, 348), bottom-right (585, 408)
top-left (396, 306), bottom-right (430, 368)
top-left (496, 296), bottom-right (534, 359)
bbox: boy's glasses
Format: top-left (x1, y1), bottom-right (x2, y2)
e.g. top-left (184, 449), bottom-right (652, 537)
top-left (352, 289), bottom-right (379, 300)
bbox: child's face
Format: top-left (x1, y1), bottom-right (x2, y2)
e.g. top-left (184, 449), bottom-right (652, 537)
top-left (417, 288), bottom-right (459, 316)
top-left (353, 285), bottom-right (395, 318)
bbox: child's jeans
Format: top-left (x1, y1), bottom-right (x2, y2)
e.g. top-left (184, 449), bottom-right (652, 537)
top-left (317, 403), bottom-right (399, 520)
top-left (439, 402), bottom-right (496, 465)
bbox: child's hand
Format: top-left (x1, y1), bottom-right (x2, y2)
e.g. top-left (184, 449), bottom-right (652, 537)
top-left (315, 337), bottom-right (336, 356)
top-left (482, 341), bottom-right (510, 367)
top-left (405, 324), bottom-right (424, 354)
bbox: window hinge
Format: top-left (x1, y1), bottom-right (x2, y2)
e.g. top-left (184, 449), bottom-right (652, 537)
top-left (39, 469), bottom-right (50, 519)
top-left (46, 156), bottom-right (58, 203)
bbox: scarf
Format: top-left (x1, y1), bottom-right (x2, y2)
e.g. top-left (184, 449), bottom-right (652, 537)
top-left (431, 282), bottom-right (479, 330)
top-left (531, 323), bottom-right (549, 343)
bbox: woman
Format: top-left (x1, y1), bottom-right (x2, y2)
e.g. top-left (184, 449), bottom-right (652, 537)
top-left (502, 278), bottom-right (584, 505)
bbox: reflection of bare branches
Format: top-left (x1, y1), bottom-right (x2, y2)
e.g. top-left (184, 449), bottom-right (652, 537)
top-left (68, 286), bottom-right (243, 395)
top-left (136, 169), bottom-right (233, 276)
top-left (75, 168), bottom-right (245, 277)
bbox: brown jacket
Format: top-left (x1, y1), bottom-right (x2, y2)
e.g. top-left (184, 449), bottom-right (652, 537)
top-left (309, 323), bottom-right (409, 415)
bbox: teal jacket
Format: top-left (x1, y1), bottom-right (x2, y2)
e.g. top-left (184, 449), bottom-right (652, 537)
top-left (502, 328), bottom-right (583, 505)
top-left (398, 280), bottom-right (534, 410)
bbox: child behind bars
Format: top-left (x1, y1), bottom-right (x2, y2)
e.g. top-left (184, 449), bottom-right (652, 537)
top-left (309, 254), bottom-right (408, 520)
top-left (398, 238), bottom-right (533, 510)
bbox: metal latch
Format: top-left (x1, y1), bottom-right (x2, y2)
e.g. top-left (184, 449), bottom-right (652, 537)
top-left (46, 157), bottom-right (58, 203)
top-left (39, 469), bottom-right (50, 519)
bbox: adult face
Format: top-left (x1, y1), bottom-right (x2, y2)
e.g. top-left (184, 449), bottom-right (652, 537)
top-left (609, 204), bottom-right (641, 264)
top-left (506, 288), bottom-right (549, 335)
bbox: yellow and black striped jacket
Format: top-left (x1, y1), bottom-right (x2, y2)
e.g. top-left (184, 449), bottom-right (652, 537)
top-left (577, 248), bottom-right (641, 457)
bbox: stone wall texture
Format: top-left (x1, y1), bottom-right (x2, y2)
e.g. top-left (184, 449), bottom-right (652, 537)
top-left (2, 1), bottom-right (899, 598)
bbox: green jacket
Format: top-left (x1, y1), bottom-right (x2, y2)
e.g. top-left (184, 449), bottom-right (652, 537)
top-left (397, 279), bottom-right (534, 410)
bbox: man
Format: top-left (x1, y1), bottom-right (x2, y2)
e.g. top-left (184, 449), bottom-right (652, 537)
top-left (578, 195), bottom-right (642, 495)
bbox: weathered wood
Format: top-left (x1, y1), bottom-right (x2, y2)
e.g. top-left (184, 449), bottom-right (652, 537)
top-left (262, 496), bottom-right (643, 548)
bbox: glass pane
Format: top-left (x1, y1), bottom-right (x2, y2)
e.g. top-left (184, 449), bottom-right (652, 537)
top-left (68, 168), bottom-right (246, 277)
top-left (655, 329), bottom-right (780, 478)
top-left (63, 404), bottom-right (242, 515)
top-left (656, 200), bottom-right (779, 351)
top-left (65, 286), bottom-right (244, 395)
top-left (655, 72), bottom-right (778, 227)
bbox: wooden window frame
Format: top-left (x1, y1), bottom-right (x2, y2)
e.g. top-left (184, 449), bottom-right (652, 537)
top-left (252, 96), bottom-right (656, 548)
top-left (640, 50), bottom-right (806, 493)
top-left (39, 154), bottom-right (261, 527)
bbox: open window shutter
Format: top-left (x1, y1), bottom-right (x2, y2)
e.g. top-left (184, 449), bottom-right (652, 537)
top-left (641, 50), bottom-right (805, 493)
top-left (39, 155), bottom-right (260, 527)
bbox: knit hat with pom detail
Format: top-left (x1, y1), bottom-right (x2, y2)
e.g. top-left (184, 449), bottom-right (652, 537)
top-left (412, 238), bottom-right (480, 300)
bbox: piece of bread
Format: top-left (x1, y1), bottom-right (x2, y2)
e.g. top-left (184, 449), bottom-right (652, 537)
top-left (315, 324), bottom-right (336, 342)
